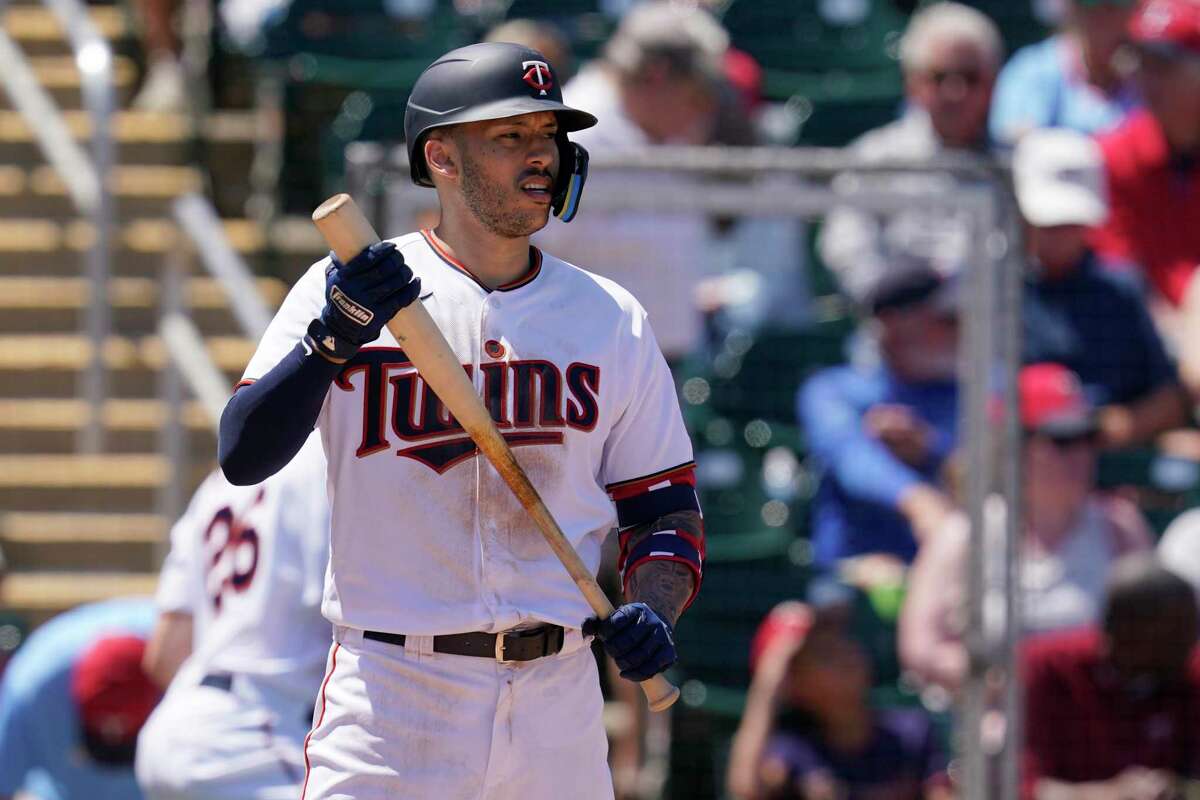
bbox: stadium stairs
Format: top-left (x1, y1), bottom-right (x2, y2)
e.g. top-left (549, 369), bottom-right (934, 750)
top-left (0, 0), bottom-right (327, 627)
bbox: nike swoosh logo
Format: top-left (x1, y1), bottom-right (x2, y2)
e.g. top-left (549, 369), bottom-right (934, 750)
top-left (419, 292), bottom-right (433, 301)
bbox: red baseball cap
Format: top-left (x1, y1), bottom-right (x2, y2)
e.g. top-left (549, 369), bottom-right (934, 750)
top-left (1019, 363), bottom-right (1098, 438)
top-left (71, 635), bottom-right (160, 746)
top-left (1130, 0), bottom-right (1200, 60)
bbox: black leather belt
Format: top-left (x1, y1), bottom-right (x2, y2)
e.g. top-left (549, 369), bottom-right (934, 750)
top-left (363, 625), bottom-right (565, 663)
top-left (200, 673), bottom-right (233, 691)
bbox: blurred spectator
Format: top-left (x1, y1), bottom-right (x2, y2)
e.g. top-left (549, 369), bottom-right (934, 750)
top-left (991, 0), bottom-right (1139, 146)
top-left (536, 2), bottom-right (808, 358)
top-left (1092, 0), bottom-right (1200, 397)
top-left (132, 0), bottom-right (188, 112)
top-left (485, 19), bottom-right (575, 84)
top-left (900, 363), bottom-right (1152, 693)
top-left (1015, 129), bottom-right (1188, 447)
top-left (133, 0), bottom-right (290, 110)
top-left (0, 544), bottom-right (10, 680)
top-left (819, 2), bottom-right (1003, 304)
top-left (1021, 554), bottom-right (1200, 800)
top-left (727, 591), bottom-right (952, 800)
top-left (0, 598), bottom-right (159, 800)
top-left (1158, 506), bottom-right (1200, 601)
top-left (797, 259), bottom-right (958, 569)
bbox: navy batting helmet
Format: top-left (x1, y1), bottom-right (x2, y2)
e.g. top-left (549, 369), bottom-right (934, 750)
top-left (404, 42), bottom-right (597, 223)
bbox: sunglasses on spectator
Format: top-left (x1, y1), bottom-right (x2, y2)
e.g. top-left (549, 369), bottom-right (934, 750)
top-left (1025, 430), bottom-right (1097, 448)
top-left (925, 68), bottom-right (985, 87)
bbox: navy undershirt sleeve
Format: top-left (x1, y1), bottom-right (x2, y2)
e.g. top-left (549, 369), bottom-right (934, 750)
top-left (218, 342), bottom-right (342, 485)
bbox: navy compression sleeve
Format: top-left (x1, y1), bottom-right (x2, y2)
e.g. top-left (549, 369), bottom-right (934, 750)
top-left (218, 342), bottom-right (342, 485)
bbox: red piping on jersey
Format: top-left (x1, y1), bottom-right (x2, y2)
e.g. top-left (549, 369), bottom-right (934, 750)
top-left (234, 378), bottom-right (255, 390)
top-left (420, 229), bottom-right (542, 292)
top-left (300, 642), bottom-right (340, 800)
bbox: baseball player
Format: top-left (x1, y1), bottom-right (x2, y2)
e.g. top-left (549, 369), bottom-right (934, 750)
top-left (217, 42), bottom-right (704, 800)
top-left (135, 433), bottom-right (330, 800)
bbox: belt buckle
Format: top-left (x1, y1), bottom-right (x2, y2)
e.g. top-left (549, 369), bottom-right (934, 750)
top-left (495, 633), bottom-right (516, 664)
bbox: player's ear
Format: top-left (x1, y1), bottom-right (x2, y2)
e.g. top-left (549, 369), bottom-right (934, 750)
top-left (424, 135), bottom-right (458, 182)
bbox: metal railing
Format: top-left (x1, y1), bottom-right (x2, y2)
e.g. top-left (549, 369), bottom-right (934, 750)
top-left (346, 142), bottom-right (1024, 800)
top-left (0, 0), bottom-right (115, 453)
top-left (156, 193), bottom-right (275, 524)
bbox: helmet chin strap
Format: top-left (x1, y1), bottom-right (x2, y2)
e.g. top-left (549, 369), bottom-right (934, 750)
top-left (551, 141), bottom-right (588, 223)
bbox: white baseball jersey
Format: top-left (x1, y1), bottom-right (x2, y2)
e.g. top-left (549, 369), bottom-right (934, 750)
top-left (240, 230), bottom-right (694, 636)
top-left (155, 433), bottom-right (331, 703)
top-left (138, 435), bottom-right (331, 800)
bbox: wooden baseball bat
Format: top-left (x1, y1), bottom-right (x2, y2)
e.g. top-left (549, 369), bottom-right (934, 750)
top-left (312, 193), bottom-right (680, 713)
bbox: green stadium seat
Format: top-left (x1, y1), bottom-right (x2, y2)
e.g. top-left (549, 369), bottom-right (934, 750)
top-left (720, 0), bottom-right (908, 138)
top-left (502, 0), bottom-right (615, 62)
top-left (673, 557), bottom-right (812, 694)
top-left (721, 0), bottom-right (907, 75)
top-left (702, 320), bottom-right (855, 425)
top-left (0, 611), bottom-right (28, 674)
top-left (261, 0), bottom-right (469, 90)
top-left (962, 0), bottom-right (1050, 53)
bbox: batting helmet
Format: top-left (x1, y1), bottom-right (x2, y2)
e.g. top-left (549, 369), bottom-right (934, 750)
top-left (404, 42), bottom-right (597, 223)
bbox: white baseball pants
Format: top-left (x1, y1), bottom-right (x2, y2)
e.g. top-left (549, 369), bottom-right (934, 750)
top-left (136, 680), bottom-right (309, 800)
top-left (299, 625), bottom-right (614, 800)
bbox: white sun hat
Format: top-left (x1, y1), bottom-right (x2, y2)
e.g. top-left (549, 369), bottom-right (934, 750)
top-left (1013, 128), bottom-right (1109, 228)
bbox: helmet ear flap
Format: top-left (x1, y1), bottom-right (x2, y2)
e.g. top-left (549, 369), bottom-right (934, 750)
top-left (551, 138), bottom-right (588, 223)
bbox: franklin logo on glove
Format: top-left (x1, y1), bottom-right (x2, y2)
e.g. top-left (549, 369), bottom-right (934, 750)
top-left (329, 286), bottom-right (374, 326)
top-left (303, 240), bottom-right (421, 362)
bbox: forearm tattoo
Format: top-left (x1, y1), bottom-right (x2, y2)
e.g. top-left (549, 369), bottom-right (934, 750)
top-left (625, 510), bottom-right (702, 626)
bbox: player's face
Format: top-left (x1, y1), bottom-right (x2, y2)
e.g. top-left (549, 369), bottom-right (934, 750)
top-left (454, 112), bottom-right (560, 238)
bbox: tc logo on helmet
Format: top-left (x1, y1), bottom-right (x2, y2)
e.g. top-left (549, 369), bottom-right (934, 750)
top-left (522, 60), bottom-right (553, 96)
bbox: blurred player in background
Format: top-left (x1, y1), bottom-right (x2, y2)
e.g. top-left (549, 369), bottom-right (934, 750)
top-left (0, 597), bottom-right (159, 800)
top-left (135, 433), bottom-right (330, 800)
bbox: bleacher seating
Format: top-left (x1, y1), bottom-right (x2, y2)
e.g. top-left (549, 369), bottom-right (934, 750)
top-left (0, 0), bottom-right (329, 628)
top-left (720, 0), bottom-right (907, 144)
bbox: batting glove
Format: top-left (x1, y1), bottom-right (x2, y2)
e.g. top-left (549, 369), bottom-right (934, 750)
top-left (306, 241), bottom-right (421, 361)
top-left (583, 602), bottom-right (677, 682)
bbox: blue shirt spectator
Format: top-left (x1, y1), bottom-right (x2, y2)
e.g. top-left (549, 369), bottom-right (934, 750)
top-left (799, 365), bottom-right (957, 566)
top-left (0, 598), bottom-right (157, 800)
top-left (990, 1), bottom-right (1140, 146)
top-left (798, 259), bottom-right (959, 566)
top-left (1024, 252), bottom-right (1177, 408)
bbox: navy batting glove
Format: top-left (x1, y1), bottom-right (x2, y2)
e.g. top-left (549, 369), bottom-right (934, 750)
top-left (583, 602), bottom-right (677, 682)
top-left (307, 241), bottom-right (421, 361)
